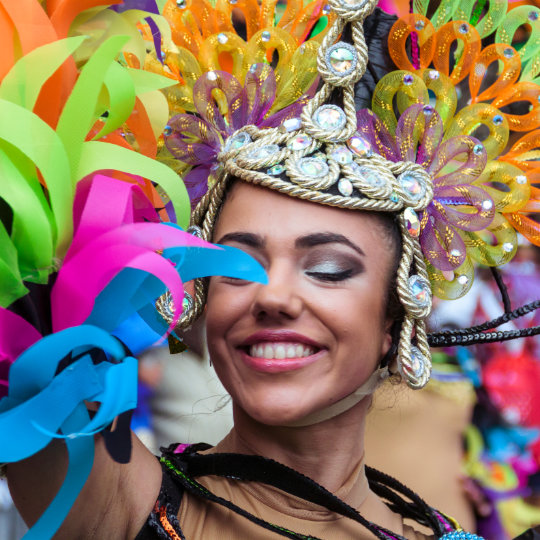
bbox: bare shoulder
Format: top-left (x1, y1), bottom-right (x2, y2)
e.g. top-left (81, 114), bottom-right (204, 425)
top-left (8, 433), bottom-right (161, 539)
top-left (403, 525), bottom-right (435, 540)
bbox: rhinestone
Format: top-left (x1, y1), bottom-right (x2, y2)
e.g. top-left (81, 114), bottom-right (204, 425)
top-left (404, 208), bottom-right (421, 237)
top-left (330, 146), bottom-right (353, 164)
top-left (473, 143), bottom-right (484, 155)
top-left (403, 74), bottom-right (414, 85)
top-left (283, 118), bottom-right (302, 132)
top-left (390, 192), bottom-right (399, 203)
top-left (322, 4), bottom-right (331, 14)
top-left (398, 171), bottom-right (426, 200)
top-left (267, 164), bottom-right (285, 176)
top-left (458, 23), bottom-right (469, 34)
top-left (176, 0), bottom-right (186, 7)
top-left (502, 242), bottom-right (514, 252)
top-left (516, 175), bottom-right (527, 184)
top-left (529, 10), bottom-right (539, 21)
top-left (261, 31), bottom-right (271, 42)
top-left (224, 131), bottom-right (251, 151)
top-left (207, 71), bottom-right (217, 81)
top-left (299, 44), bottom-right (306, 54)
top-left (163, 125), bottom-right (172, 136)
top-left (217, 33), bottom-right (228, 44)
top-left (493, 114), bottom-right (503, 125)
top-left (347, 134), bottom-right (372, 157)
top-left (229, 0), bottom-right (237, 4)
top-left (409, 275), bottom-right (431, 308)
top-left (313, 105), bottom-right (346, 130)
top-left (481, 199), bottom-right (493, 211)
top-left (428, 70), bottom-right (440, 80)
top-left (327, 44), bottom-right (356, 75)
top-left (249, 64), bottom-right (258, 73)
top-left (450, 249), bottom-right (462, 257)
top-left (457, 275), bottom-right (469, 285)
top-left (503, 47), bottom-right (514, 58)
top-left (338, 178), bottom-right (353, 196)
top-left (287, 134), bottom-right (312, 151)
top-left (423, 105), bottom-right (435, 116)
top-left (410, 347), bottom-right (426, 378)
top-left (250, 144), bottom-right (280, 160)
top-left (415, 20), bottom-right (425, 31)
top-left (354, 165), bottom-right (387, 188)
top-left (298, 157), bottom-right (329, 177)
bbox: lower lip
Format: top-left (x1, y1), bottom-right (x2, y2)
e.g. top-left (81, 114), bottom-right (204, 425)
top-left (239, 349), bottom-right (324, 373)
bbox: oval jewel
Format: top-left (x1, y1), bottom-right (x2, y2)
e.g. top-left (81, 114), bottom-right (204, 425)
top-left (330, 146), bottom-right (353, 164)
top-left (287, 134), bottom-right (312, 151)
top-left (347, 134), bottom-right (372, 157)
top-left (250, 144), bottom-right (280, 160)
top-left (338, 178), bottom-right (353, 196)
top-left (410, 347), bottom-right (426, 378)
top-left (398, 172), bottom-right (425, 200)
top-left (408, 275), bottom-right (431, 308)
top-left (224, 131), bottom-right (251, 151)
top-left (298, 158), bottom-right (329, 178)
top-left (313, 105), bottom-right (346, 130)
top-left (404, 208), bottom-right (421, 237)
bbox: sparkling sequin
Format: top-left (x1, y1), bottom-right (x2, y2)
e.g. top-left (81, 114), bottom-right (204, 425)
top-left (398, 171), bottom-right (426, 201)
top-left (287, 134), bottom-right (312, 151)
top-left (313, 105), bottom-right (346, 130)
top-left (450, 249), bottom-right (462, 257)
top-left (338, 178), bottom-right (353, 196)
top-left (457, 275), bottom-right (469, 286)
top-left (327, 44), bottom-right (356, 75)
top-left (415, 20), bottom-right (425, 31)
top-left (176, 0), bottom-right (186, 8)
top-left (493, 114), bottom-right (503, 125)
top-left (261, 31), bottom-right (271, 42)
top-left (330, 146), bottom-right (353, 164)
top-left (458, 23), bottom-right (469, 34)
top-left (404, 208), bottom-right (421, 237)
top-left (217, 33), bottom-right (228, 44)
top-left (322, 4), bottom-right (331, 14)
top-left (403, 74), bottom-right (414, 85)
top-left (229, 0), bottom-right (237, 4)
top-left (298, 157), bottom-right (329, 177)
top-left (347, 134), bottom-right (372, 157)
top-left (163, 125), bottom-right (172, 136)
top-left (267, 164), bottom-right (285, 176)
top-left (207, 71), bottom-right (217, 81)
top-left (250, 144), bottom-right (280, 160)
top-left (503, 47), bottom-right (514, 58)
top-left (423, 105), bottom-right (434, 116)
top-left (428, 70), bottom-right (440, 80)
top-left (473, 144), bottom-right (484, 155)
top-left (529, 10), bottom-right (539, 21)
top-left (409, 275), bottom-right (431, 308)
top-left (390, 192), bottom-right (399, 203)
top-left (481, 199), bottom-right (493, 211)
top-left (224, 132), bottom-right (251, 151)
top-left (516, 175), bottom-right (527, 184)
top-left (502, 242), bottom-right (514, 253)
top-left (283, 118), bottom-right (302, 132)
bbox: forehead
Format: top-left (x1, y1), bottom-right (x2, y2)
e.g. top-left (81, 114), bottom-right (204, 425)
top-left (213, 182), bottom-right (393, 259)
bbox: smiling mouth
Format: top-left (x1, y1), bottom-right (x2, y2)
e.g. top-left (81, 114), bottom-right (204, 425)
top-left (247, 342), bottom-right (317, 359)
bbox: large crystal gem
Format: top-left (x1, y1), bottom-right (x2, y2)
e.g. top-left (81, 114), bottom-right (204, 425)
top-left (330, 146), bottom-right (353, 164)
top-left (398, 171), bottom-right (426, 201)
top-left (408, 275), bottom-right (431, 308)
top-left (313, 105), bottom-right (346, 131)
top-left (224, 131), bottom-right (251, 152)
top-left (409, 347), bottom-right (426, 379)
top-left (353, 164), bottom-right (386, 188)
top-left (347, 134), bottom-right (372, 157)
top-left (250, 144), bottom-right (280, 160)
top-left (327, 44), bottom-right (356, 75)
top-left (338, 178), bottom-right (353, 196)
top-left (283, 118), bottom-right (302, 132)
top-left (404, 208), bottom-right (421, 237)
top-left (287, 134), bottom-right (312, 151)
top-left (298, 157), bottom-right (329, 178)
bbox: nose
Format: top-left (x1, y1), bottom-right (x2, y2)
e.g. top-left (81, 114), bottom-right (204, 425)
top-left (250, 262), bottom-right (303, 321)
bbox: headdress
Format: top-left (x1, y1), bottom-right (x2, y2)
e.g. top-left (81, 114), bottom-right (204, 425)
top-left (161, 0), bottom-right (540, 397)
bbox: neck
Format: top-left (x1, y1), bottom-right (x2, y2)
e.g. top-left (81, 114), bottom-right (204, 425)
top-left (227, 397), bottom-right (371, 494)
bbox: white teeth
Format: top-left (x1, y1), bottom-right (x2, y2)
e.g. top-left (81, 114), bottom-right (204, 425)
top-left (248, 342), bottom-right (316, 359)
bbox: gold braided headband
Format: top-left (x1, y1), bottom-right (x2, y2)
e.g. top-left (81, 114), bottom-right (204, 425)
top-left (157, 0), bottom-right (438, 389)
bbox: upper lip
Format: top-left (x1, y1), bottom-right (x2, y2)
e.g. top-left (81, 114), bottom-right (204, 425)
top-left (238, 330), bottom-right (324, 349)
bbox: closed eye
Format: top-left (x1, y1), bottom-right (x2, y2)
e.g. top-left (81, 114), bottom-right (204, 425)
top-left (305, 268), bottom-right (355, 282)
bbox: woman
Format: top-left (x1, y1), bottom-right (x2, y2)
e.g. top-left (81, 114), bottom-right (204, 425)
top-left (5, 0), bottom-right (540, 538)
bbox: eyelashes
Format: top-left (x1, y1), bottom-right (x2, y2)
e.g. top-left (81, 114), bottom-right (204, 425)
top-left (305, 268), bottom-right (356, 282)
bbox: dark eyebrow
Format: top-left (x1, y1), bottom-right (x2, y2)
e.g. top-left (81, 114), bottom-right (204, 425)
top-left (215, 232), bottom-right (264, 248)
top-left (295, 233), bottom-right (365, 257)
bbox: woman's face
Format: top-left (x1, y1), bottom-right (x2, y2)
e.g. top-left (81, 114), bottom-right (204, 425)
top-left (206, 182), bottom-right (395, 426)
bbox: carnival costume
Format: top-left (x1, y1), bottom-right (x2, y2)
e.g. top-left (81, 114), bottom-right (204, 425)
top-left (0, 0), bottom-right (539, 538)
